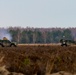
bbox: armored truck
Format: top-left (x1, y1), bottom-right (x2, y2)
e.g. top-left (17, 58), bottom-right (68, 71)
top-left (0, 37), bottom-right (17, 47)
top-left (60, 39), bottom-right (76, 46)
top-left (60, 39), bottom-right (67, 46)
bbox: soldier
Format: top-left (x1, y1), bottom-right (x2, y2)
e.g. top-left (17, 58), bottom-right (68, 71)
top-left (3, 37), bottom-right (8, 40)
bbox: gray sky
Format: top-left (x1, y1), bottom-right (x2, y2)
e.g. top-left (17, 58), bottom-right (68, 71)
top-left (0, 0), bottom-right (76, 28)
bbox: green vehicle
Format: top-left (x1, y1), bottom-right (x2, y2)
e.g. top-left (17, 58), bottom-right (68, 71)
top-left (0, 39), bottom-right (17, 47)
top-left (60, 39), bottom-right (76, 46)
top-left (60, 39), bottom-right (68, 46)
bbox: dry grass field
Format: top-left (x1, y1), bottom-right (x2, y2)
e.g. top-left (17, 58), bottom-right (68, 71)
top-left (0, 45), bottom-right (76, 75)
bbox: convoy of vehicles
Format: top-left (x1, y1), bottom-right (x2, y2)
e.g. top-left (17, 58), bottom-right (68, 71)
top-left (0, 36), bottom-right (76, 47)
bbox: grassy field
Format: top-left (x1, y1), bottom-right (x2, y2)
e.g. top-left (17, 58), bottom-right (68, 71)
top-left (0, 45), bottom-right (76, 75)
top-left (18, 43), bottom-right (60, 46)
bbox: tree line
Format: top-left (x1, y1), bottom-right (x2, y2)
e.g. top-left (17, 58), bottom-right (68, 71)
top-left (0, 27), bottom-right (75, 43)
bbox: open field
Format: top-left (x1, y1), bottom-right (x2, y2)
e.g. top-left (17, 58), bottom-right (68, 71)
top-left (18, 43), bottom-right (61, 46)
top-left (0, 45), bottom-right (76, 75)
top-left (18, 43), bottom-right (76, 47)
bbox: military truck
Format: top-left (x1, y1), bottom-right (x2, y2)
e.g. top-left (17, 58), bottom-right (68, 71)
top-left (60, 39), bottom-right (76, 46)
top-left (0, 37), bottom-right (17, 47)
top-left (60, 39), bottom-right (68, 46)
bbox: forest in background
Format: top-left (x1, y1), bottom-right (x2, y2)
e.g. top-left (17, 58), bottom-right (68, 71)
top-left (0, 27), bottom-right (76, 44)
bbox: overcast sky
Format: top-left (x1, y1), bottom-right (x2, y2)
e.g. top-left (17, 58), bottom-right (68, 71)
top-left (0, 0), bottom-right (76, 28)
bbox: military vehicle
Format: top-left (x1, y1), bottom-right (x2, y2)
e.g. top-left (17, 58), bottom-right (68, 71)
top-left (0, 37), bottom-right (17, 47)
top-left (60, 39), bottom-right (67, 46)
top-left (60, 39), bottom-right (76, 46)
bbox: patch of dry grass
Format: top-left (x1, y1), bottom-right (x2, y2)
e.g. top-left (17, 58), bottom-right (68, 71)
top-left (0, 45), bottom-right (76, 75)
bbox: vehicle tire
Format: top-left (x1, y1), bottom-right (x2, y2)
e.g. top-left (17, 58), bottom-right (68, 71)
top-left (65, 44), bottom-right (67, 46)
top-left (61, 44), bottom-right (67, 47)
top-left (61, 44), bottom-right (63, 46)
top-left (10, 44), bottom-right (17, 47)
top-left (0, 43), bottom-right (4, 47)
